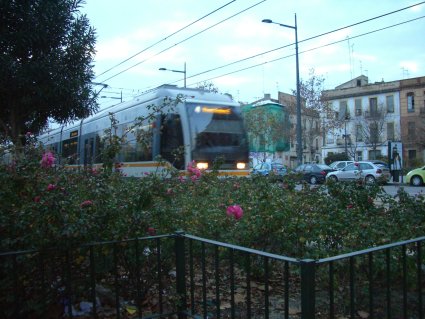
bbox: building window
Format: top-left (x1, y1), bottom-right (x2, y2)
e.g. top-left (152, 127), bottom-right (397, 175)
top-left (356, 125), bottom-right (363, 142)
top-left (407, 92), bottom-right (415, 112)
top-left (355, 99), bottom-right (362, 116)
top-left (407, 121), bottom-right (416, 140)
top-left (386, 95), bottom-right (394, 113)
top-left (370, 123), bottom-right (379, 143)
top-left (408, 149), bottom-right (417, 160)
top-left (369, 97), bottom-right (378, 115)
top-left (356, 151), bottom-right (363, 161)
top-left (368, 149), bottom-right (381, 160)
top-left (339, 101), bottom-right (348, 120)
top-left (387, 122), bottom-right (395, 141)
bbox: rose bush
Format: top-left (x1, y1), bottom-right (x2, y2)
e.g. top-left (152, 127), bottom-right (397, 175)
top-left (1, 140), bottom-right (424, 259)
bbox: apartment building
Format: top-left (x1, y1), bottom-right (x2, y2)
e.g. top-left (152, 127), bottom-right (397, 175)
top-left (243, 93), bottom-right (321, 168)
top-left (322, 76), bottom-right (401, 162)
top-left (278, 92), bottom-right (322, 167)
top-left (399, 76), bottom-right (425, 165)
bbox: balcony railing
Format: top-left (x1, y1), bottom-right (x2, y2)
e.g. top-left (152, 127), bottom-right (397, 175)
top-left (419, 106), bottom-right (425, 116)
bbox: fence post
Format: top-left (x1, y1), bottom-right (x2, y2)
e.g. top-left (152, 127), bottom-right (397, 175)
top-left (175, 231), bottom-right (187, 319)
top-left (300, 259), bottom-right (316, 319)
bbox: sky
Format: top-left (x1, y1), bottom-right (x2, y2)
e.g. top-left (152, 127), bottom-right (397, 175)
top-left (82, 0), bottom-right (425, 109)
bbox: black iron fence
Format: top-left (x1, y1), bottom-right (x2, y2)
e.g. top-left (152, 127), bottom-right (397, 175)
top-left (1, 233), bottom-right (424, 318)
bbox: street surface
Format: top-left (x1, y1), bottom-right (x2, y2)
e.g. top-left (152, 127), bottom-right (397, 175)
top-left (382, 184), bottom-right (425, 197)
top-left (295, 183), bottom-right (425, 198)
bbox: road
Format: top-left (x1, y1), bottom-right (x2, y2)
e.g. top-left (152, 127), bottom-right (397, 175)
top-left (296, 183), bottom-right (425, 198)
top-left (382, 184), bottom-right (425, 197)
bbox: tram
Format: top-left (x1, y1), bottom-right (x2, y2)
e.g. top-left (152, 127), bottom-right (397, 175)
top-left (38, 85), bottom-right (250, 177)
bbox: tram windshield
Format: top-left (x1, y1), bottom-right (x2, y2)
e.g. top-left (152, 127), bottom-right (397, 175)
top-left (186, 103), bottom-right (248, 166)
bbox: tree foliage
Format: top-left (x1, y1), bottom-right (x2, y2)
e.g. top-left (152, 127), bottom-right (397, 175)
top-left (0, 0), bottom-right (97, 143)
top-left (242, 105), bottom-right (290, 156)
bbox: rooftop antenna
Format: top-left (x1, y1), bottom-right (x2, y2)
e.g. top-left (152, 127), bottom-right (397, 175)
top-left (401, 67), bottom-right (409, 79)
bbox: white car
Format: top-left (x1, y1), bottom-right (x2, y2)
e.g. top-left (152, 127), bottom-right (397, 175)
top-left (329, 161), bottom-right (354, 170)
top-left (326, 161), bottom-right (391, 184)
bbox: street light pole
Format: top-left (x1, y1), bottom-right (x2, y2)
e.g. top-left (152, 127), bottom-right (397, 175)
top-left (262, 14), bottom-right (302, 165)
top-left (159, 62), bottom-right (187, 88)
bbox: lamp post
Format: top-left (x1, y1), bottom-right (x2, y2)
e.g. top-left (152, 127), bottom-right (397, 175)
top-left (159, 62), bottom-right (186, 88)
top-left (262, 14), bottom-right (302, 165)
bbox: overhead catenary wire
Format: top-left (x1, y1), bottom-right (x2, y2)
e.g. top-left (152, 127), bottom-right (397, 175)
top-left (185, 15), bottom-right (425, 88)
top-left (96, 1), bottom-right (425, 95)
top-left (97, 0), bottom-right (267, 83)
top-left (98, 1), bottom-right (424, 86)
top-left (181, 1), bottom-right (425, 82)
top-left (94, 0), bottom-right (238, 79)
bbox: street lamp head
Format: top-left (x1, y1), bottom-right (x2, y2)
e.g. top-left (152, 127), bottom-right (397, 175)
top-left (262, 19), bottom-right (273, 23)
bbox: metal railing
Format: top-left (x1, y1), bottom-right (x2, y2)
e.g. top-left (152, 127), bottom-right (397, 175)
top-left (1, 233), bottom-right (424, 318)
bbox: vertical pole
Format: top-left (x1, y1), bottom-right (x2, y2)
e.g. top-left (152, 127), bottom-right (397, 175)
top-left (300, 259), bottom-right (316, 319)
top-left (175, 231), bottom-right (187, 319)
top-left (295, 13), bottom-right (302, 166)
top-left (184, 62), bottom-right (187, 88)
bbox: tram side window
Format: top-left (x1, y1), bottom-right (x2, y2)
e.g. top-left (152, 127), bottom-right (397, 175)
top-left (160, 114), bottom-right (184, 169)
top-left (62, 138), bottom-right (78, 164)
top-left (84, 138), bottom-right (94, 165)
top-left (94, 134), bottom-right (103, 164)
top-left (121, 123), bottom-right (153, 162)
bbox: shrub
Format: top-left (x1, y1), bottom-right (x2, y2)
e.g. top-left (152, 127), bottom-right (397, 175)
top-left (1, 140), bottom-right (424, 260)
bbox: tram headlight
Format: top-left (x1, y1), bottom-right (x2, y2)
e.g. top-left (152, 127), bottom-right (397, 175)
top-left (196, 162), bottom-right (208, 170)
top-left (236, 162), bottom-right (246, 169)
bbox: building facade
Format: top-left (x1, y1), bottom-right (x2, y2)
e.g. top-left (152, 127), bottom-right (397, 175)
top-left (278, 92), bottom-right (322, 167)
top-left (399, 76), bottom-right (425, 166)
top-left (322, 76), bottom-right (401, 162)
top-left (323, 75), bottom-right (425, 166)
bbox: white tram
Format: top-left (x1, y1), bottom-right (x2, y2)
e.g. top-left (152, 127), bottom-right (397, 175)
top-left (38, 85), bottom-right (250, 177)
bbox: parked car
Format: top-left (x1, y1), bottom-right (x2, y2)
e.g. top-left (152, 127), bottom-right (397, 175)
top-left (326, 161), bottom-right (391, 184)
top-left (293, 163), bottom-right (335, 184)
top-left (364, 160), bottom-right (389, 170)
top-left (405, 165), bottom-right (425, 186)
top-left (251, 162), bottom-right (287, 177)
top-left (329, 161), bottom-right (354, 170)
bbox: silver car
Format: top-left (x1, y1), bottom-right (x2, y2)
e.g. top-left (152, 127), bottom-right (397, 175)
top-left (329, 161), bottom-right (354, 170)
top-left (326, 161), bottom-right (391, 184)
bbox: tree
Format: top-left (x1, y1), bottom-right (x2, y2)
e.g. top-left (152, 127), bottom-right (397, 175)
top-left (354, 105), bottom-right (388, 159)
top-left (196, 81), bottom-right (219, 93)
top-left (0, 0), bottom-right (97, 144)
top-left (242, 104), bottom-right (289, 163)
top-left (283, 69), bottom-right (329, 162)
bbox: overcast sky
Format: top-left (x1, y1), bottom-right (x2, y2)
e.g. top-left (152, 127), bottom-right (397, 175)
top-left (83, 0), bottom-right (425, 108)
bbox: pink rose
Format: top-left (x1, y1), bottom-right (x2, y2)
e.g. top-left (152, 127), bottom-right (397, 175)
top-left (47, 184), bottom-right (56, 191)
top-left (41, 151), bottom-right (55, 168)
top-left (80, 200), bottom-right (93, 208)
top-left (226, 205), bottom-right (244, 220)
